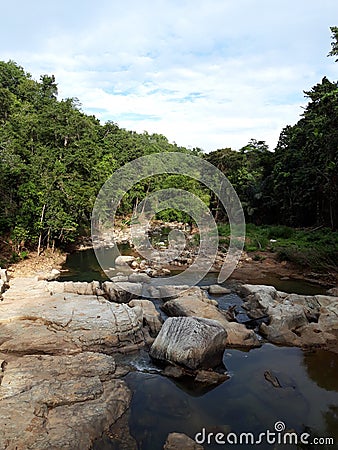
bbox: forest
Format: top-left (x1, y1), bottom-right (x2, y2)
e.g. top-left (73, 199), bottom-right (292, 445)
top-left (0, 27), bottom-right (337, 270)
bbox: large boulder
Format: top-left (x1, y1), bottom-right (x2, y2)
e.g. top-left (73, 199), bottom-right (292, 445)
top-left (0, 352), bottom-right (131, 450)
top-left (149, 316), bottom-right (227, 370)
top-left (162, 288), bottom-right (260, 348)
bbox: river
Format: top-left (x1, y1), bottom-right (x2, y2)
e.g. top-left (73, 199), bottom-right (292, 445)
top-left (60, 249), bottom-right (337, 450)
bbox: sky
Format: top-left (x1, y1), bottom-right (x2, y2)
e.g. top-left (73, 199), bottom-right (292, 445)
top-left (1, 0), bottom-right (337, 152)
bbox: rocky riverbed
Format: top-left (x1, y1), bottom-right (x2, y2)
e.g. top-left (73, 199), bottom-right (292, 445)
top-left (0, 267), bottom-right (337, 449)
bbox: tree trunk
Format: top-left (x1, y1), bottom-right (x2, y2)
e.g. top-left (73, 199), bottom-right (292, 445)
top-left (37, 204), bottom-right (46, 256)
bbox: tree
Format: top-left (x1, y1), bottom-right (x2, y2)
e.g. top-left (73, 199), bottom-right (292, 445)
top-left (328, 26), bottom-right (338, 61)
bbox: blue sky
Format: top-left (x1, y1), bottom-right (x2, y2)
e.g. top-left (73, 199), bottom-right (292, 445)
top-left (1, 0), bottom-right (337, 151)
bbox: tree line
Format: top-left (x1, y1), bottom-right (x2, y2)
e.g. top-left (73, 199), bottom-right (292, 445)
top-left (0, 27), bottom-right (337, 256)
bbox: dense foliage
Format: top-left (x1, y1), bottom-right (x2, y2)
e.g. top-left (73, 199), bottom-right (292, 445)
top-left (0, 28), bottom-right (337, 259)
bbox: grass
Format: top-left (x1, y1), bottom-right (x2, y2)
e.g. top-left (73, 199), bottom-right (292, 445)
top-left (217, 223), bottom-right (338, 271)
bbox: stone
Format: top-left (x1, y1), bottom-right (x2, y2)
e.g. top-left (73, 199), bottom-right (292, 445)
top-left (149, 316), bottom-right (227, 370)
top-left (0, 268), bottom-right (9, 283)
top-left (163, 364), bottom-right (187, 379)
top-left (208, 285), bottom-right (231, 295)
top-left (327, 287), bottom-right (338, 297)
top-left (194, 369), bottom-right (229, 385)
top-left (0, 352), bottom-right (131, 450)
top-left (115, 255), bottom-right (135, 266)
top-left (129, 299), bottom-right (163, 336)
top-left (128, 272), bottom-right (152, 284)
top-left (102, 281), bottom-right (142, 302)
top-left (241, 284), bottom-right (338, 348)
top-left (264, 370), bottom-right (282, 388)
top-left (163, 432), bottom-right (204, 450)
top-left (0, 277), bottom-right (147, 355)
top-left (0, 279), bottom-right (5, 295)
top-left (46, 280), bottom-right (101, 296)
top-left (162, 289), bottom-right (260, 348)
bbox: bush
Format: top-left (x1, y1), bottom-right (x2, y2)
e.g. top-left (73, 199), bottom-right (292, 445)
top-left (267, 226), bottom-right (294, 239)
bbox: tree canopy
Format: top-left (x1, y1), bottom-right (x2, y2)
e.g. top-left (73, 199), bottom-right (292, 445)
top-left (1, 27), bottom-right (338, 258)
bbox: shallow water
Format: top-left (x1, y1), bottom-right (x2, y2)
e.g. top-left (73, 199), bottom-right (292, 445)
top-left (60, 248), bottom-right (327, 295)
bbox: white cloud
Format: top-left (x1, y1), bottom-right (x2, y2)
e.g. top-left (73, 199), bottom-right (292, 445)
top-left (1, 0), bottom-right (338, 151)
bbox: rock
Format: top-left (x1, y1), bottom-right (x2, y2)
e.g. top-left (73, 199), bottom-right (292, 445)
top-left (115, 255), bottom-right (135, 266)
top-left (129, 299), bottom-right (163, 336)
top-left (241, 284), bottom-right (338, 348)
top-left (0, 268), bottom-right (9, 283)
top-left (163, 432), bottom-right (204, 450)
top-left (128, 272), bottom-right (151, 284)
top-left (264, 370), bottom-right (282, 388)
top-left (222, 321), bottom-right (261, 347)
top-left (47, 280), bottom-right (101, 296)
top-left (327, 287), bottom-right (338, 297)
top-left (163, 364), bottom-right (187, 379)
top-left (102, 281), bottom-right (142, 302)
top-left (208, 285), bottom-right (231, 295)
top-left (0, 352), bottom-right (131, 450)
top-left (0, 277), bottom-right (147, 355)
top-left (110, 275), bottom-right (129, 283)
top-left (162, 289), bottom-right (260, 348)
top-left (194, 369), bottom-right (229, 385)
top-left (149, 316), bottom-right (227, 370)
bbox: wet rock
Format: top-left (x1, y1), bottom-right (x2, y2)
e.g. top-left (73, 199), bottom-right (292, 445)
top-left (129, 299), bottom-right (163, 336)
top-left (264, 370), bottom-right (282, 388)
top-left (0, 352), bottom-right (131, 450)
top-left (150, 316), bottom-right (227, 370)
top-left (194, 369), bottom-right (229, 385)
top-left (163, 432), bottom-right (204, 450)
top-left (208, 285), bottom-right (231, 295)
top-left (163, 364), bottom-right (187, 378)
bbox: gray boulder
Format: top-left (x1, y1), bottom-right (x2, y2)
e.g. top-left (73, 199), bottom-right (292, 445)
top-left (150, 316), bottom-right (227, 370)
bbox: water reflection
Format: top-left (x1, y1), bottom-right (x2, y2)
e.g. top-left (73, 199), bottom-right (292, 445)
top-left (122, 345), bottom-right (338, 450)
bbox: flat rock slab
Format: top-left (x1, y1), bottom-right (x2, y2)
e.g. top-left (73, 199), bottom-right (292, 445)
top-left (150, 316), bottom-right (227, 370)
top-left (0, 352), bottom-right (131, 450)
top-left (0, 277), bottom-right (147, 355)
